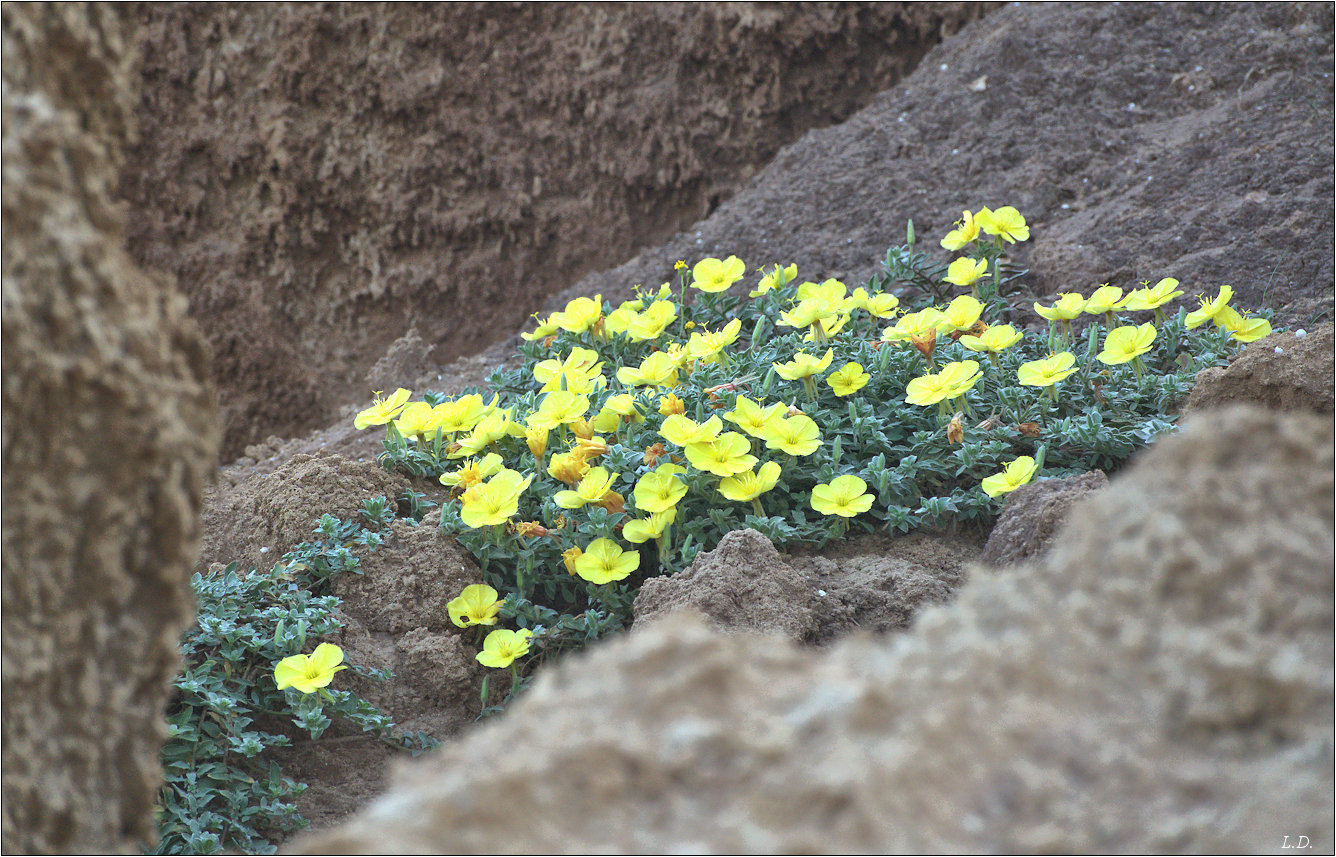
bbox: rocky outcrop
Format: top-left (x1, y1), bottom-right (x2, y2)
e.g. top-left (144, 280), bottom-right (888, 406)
top-left (296, 405), bottom-right (1333, 853)
top-left (1, 4), bottom-right (217, 851)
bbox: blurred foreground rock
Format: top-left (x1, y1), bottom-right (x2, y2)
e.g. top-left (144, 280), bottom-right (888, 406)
top-left (297, 404), bottom-right (1333, 853)
top-left (1, 3), bottom-right (217, 851)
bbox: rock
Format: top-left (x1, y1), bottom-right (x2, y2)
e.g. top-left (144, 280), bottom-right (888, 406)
top-left (1, 4), bottom-right (217, 851)
top-left (1184, 322), bottom-right (1334, 415)
top-left (294, 405), bottom-right (1333, 853)
top-left (633, 529), bottom-right (819, 642)
top-left (979, 471), bottom-right (1108, 567)
top-left (363, 327), bottom-right (435, 397)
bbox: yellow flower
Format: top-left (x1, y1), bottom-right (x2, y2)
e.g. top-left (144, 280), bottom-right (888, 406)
top-left (660, 413), bottom-right (723, 447)
top-left (1084, 285), bottom-right (1127, 316)
top-left (617, 351), bottom-right (680, 388)
top-left (1097, 323), bottom-right (1157, 365)
top-left (982, 456), bottom-right (1038, 498)
top-left (1034, 293), bottom-right (1087, 321)
top-left (724, 395), bottom-right (786, 438)
top-left (674, 260), bottom-right (687, 271)
top-left (447, 584), bottom-right (504, 628)
top-left (751, 263), bottom-right (797, 297)
top-left (718, 460), bottom-right (782, 502)
top-left (433, 394), bottom-right (487, 435)
top-left (687, 318), bottom-right (743, 362)
top-left (881, 307), bottom-right (944, 343)
top-left (1017, 352), bottom-right (1078, 387)
top-left (393, 401), bottom-right (443, 439)
top-left (1122, 277), bottom-right (1183, 311)
top-left (959, 324), bottom-right (1023, 354)
top-left (658, 392), bottom-right (686, 416)
top-left (555, 295), bottom-right (603, 334)
top-left (554, 466), bottom-right (619, 509)
top-left (355, 388), bottom-right (412, 430)
top-left (634, 463), bottom-right (689, 513)
top-left (827, 362), bottom-right (870, 397)
top-left (1184, 285), bottom-right (1234, 329)
top-left (547, 450), bottom-right (591, 486)
top-left (945, 257), bottom-right (989, 288)
top-left (938, 360), bottom-right (982, 397)
top-left (802, 313), bottom-right (850, 342)
top-left (520, 314), bottom-right (563, 341)
top-left (573, 538), bottom-right (640, 585)
top-left (476, 628), bottom-right (533, 669)
top-left (941, 294), bottom-right (984, 331)
top-left (690, 256), bottom-right (746, 293)
top-left (976, 205), bottom-right (1029, 243)
top-left (530, 390), bottom-right (591, 431)
top-left (685, 431), bottom-right (758, 477)
top-left (762, 414), bottom-right (822, 457)
top-left (561, 547), bottom-right (583, 575)
top-left (452, 409), bottom-right (523, 458)
top-left (863, 292), bottom-right (900, 319)
top-left (439, 452), bottom-right (505, 489)
top-left (625, 300), bottom-right (678, 341)
top-left (274, 643), bottom-right (347, 694)
top-left (1215, 306), bottom-right (1272, 342)
top-left (459, 470), bottom-right (532, 528)
top-left (773, 348), bottom-right (834, 381)
top-left (810, 475), bottom-right (875, 518)
top-left (603, 299), bottom-right (644, 336)
top-left (778, 298), bottom-right (837, 333)
top-left (904, 371), bottom-right (953, 406)
top-left (533, 347), bottom-right (605, 395)
top-left (940, 210), bottom-right (980, 251)
top-left (795, 278), bottom-right (847, 307)
top-left (622, 508), bottom-right (677, 544)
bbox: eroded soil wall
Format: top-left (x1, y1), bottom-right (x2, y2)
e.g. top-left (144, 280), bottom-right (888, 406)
top-left (122, 2), bottom-right (990, 458)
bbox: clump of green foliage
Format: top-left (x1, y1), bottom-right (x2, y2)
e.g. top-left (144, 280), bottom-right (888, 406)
top-left (354, 206), bottom-right (1270, 712)
top-left (152, 500), bottom-right (437, 855)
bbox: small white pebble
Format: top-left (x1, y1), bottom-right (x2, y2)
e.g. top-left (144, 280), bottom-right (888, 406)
top-left (259, 547), bottom-right (269, 554)
top-left (817, 589), bottom-right (827, 597)
top-left (1295, 329), bottom-right (1307, 338)
top-left (1275, 346), bottom-right (1285, 355)
top-left (939, 63), bottom-right (949, 71)
top-left (846, 238), bottom-right (853, 244)
top-left (320, 442), bottom-right (326, 447)
top-left (1060, 203), bottom-right (1070, 209)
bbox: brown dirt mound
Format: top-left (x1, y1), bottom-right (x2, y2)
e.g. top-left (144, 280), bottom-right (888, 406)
top-left (1184, 320), bottom-right (1335, 414)
top-left (295, 404), bottom-right (1334, 854)
top-left (1, 4), bottom-right (217, 852)
top-left (199, 451), bottom-right (409, 572)
top-left (120, 2), bottom-right (990, 458)
top-left (979, 471), bottom-right (1109, 568)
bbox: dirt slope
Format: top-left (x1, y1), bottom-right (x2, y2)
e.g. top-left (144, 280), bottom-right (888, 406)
top-left (552, 3), bottom-right (1334, 330)
top-left (120, 2), bottom-right (989, 458)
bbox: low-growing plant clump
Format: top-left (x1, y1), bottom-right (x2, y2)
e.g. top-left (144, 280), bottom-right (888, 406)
top-left (153, 502), bottom-right (437, 855)
top-left (358, 207), bottom-right (1269, 703)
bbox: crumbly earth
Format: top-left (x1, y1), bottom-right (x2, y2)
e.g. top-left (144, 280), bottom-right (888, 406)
top-left (294, 405), bottom-right (1334, 854)
top-left (120, 2), bottom-right (991, 459)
